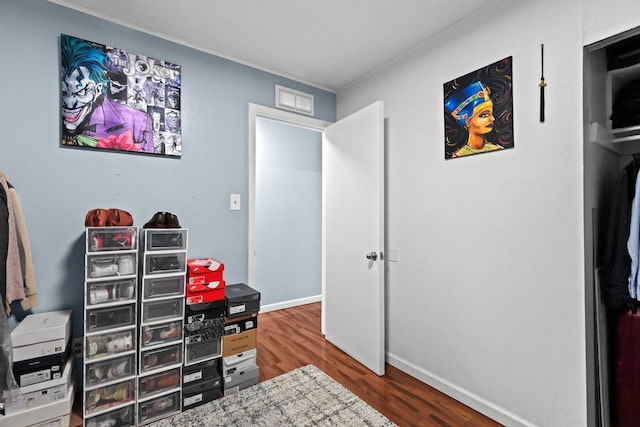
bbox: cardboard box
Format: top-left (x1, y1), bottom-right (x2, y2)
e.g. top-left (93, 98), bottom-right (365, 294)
top-left (5, 357), bottom-right (74, 414)
top-left (225, 283), bottom-right (260, 318)
top-left (222, 328), bottom-right (257, 357)
top-left (185, 281), bottom-right (225, 305)
top-left (224, 365), bottom-right (259, 396)
top-left (0, 380), bottom-right (74, 427)
top-left (13, 340), bottom-right (70, 373)
top-left (222, 349), bottom-right (257, 377)
top-left (12, 337), bottom-right (67, 363)
top-left (224, 313), bottom-right (258, 336)
top-left (11, 310), bottom-right (72, 349)
top-left (13, 343), bottom-right (71, 387)
top-left (187, 258), bottom-right (224, 285)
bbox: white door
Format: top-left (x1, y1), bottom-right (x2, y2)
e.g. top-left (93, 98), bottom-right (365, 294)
top-left (323, 101), bottom-right (385, 376)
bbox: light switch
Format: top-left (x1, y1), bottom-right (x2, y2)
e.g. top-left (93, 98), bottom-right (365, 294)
top-left (230, 194), bottom-right (241, 211)
top-left (388, 247), bottom-right (399, 262)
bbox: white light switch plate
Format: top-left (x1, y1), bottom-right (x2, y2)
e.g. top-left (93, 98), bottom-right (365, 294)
top-left (230, 194), bottom-right (241, 211)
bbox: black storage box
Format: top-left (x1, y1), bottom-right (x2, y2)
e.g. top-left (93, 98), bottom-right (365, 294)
top-left (225, 283), bottom-right (260, 318)
top-left (183, 380), bottom-right (222, 410)
top-left (185, 299), bottom-right (226, 323)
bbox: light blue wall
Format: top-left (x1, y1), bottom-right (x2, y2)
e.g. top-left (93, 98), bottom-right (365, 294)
top-left (255, 117), bottom-right (322, 306)
top-left (0, 0), bottom-right (335, 342)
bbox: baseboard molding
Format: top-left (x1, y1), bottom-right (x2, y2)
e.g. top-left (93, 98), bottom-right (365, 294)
top-left (387, 353), bottom-right (534, 427)
top-left (260, 295), bottom-right (322, 313)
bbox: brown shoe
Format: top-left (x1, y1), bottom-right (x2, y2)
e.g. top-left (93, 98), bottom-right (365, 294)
top-left (143, 212), bottom-right (166, 228)
top-left (85, 208), bottom-right (108, 227)
top-left (106, 208), bottom-right (134, 226)
top-left (164, 213), bottom-right (181, 228)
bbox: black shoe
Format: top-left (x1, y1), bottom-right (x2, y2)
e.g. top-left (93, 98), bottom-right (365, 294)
top-left (144, 212), bottom-right (166, 229)
top-left (165, 213), bottom-right (181, 228)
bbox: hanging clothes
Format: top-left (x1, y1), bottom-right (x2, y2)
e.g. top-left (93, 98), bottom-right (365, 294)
top-left (7, 183), bottom-right (37, 310)
top-left (0, 173), bottom-right (37, 313)
top-left (0, 175), bottom-right (24, 313)
top-left (603, 154), bottom-right (640, 310)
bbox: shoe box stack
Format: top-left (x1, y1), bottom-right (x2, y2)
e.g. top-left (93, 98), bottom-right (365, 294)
top-left (222, 283), bottom-right (261, 396)
top-left (137, 226), bottom-right (189, 425)
top-left (182, 258), bottom-right (226, 410)
top-left (83, 226), bottom-right (139, 427)
top-left (4, 310), bottom-right (75, 427)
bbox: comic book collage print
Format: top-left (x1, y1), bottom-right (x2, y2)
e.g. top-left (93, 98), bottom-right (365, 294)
top-left (60, 34), bottom-right (182, 157)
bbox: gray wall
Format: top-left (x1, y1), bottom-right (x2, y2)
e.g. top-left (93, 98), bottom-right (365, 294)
top-left (0, 0), bottom-right (335, 342)
top-left (255, 117), bottom-right (322, 306)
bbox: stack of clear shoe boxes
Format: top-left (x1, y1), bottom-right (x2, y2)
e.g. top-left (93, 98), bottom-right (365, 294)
top-left (83, 226), bottom-right (138, 427)
top-left (182, 258), bottom-right (226, 410)
top-left (137, 228), bottom-right (188, 425)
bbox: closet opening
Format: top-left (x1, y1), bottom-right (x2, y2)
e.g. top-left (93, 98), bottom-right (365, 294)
top-left (584, 26), bottom-right (640, 427)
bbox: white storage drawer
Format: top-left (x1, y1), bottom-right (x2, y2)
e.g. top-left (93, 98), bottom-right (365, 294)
top-left (143, 252), bottom-right (186, 276)
top-left (141, 320), bottom-right (183, 348)
top-left (86, 227), bottom-right (137, 252)
top-left (86, 253), bottom-right (137, 279)
top-left (85, 403), bottom-right (135, 427)
top-left (142, 274), bottom-right (185, 300)
top-left (85, 378), bottom-right (136, 416)
top-left (86, 303), bottom-right (135, 333)
top-left (141, 297), bottom-right (184, 323)
top-left (137, 390), bottom-right (181, 424)
top-left (85, 329), bottom-right (135, 361)
top-left (86, 278), bottom-right (136, 306)
top-left (140, 343), bottom-right (183, 374)
top-left (85, 354), bottom-right (135, 388)
top-left (185, 336), bottom-right (222, 366)
top-left (138, 367), bottom-right (181, 399)
top-left (143, 229), bottom-right (188, 251)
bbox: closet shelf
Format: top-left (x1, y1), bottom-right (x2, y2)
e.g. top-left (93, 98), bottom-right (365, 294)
top-left (590, 122), bottom-right (640, 155)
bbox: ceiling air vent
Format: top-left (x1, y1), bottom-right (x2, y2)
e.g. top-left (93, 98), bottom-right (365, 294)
top-left (275, 85), bottom-right (314, 116)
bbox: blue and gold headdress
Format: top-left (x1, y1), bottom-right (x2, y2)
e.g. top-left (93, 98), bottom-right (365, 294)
top-left (445, 81), bottom-right (492, 126)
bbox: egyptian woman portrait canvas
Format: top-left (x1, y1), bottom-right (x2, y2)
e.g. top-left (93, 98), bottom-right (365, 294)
top-left (443, 57), bottom-right (513, 159)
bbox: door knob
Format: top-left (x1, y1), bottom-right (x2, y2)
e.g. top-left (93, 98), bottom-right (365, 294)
top-left (366, 251), bottom-right (378, 261)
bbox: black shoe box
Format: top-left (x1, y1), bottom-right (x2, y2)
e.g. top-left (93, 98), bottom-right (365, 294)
top-left (224, 313), bottom-right (258, 336)
top-left (225, 283), bottom-right (260, 318)
top-left (185, 299), bottom-right (226, 323)
top-left (182, 380), bottom-right (222, 411)
top-left (183, 358), bottom-right (221, 387)
top-left (12, 341), bottom-right (71, 387)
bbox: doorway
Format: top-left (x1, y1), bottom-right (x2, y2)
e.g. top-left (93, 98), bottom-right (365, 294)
top-left (248, 104), bottom-right (331, 315)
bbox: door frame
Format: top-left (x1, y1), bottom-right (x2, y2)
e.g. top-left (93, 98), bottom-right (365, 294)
top-left (248, 103), bottom-right (331, 315)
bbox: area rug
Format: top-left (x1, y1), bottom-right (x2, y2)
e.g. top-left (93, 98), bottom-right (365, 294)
top-left (149, 364), bottom-right (397, 426)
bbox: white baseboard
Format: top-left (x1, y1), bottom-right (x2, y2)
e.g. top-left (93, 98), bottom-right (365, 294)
top-left (260, 295), bottom-right (322, 313)
top-left (386, 353), bottom-right (535, 427)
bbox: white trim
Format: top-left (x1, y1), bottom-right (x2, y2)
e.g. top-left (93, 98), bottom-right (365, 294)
top-left (387, 353), bottom-right (535, 427)
top-left (259, 295), bottom-right (322, 314)
top-left (247, 103), bottom-right (331, 320)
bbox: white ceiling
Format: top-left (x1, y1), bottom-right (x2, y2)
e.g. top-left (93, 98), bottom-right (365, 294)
top-left (49, 0), bottom-right (495, 92)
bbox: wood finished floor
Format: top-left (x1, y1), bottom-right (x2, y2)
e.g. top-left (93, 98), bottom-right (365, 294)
top-left (72, 302), bottom-right (502, 426)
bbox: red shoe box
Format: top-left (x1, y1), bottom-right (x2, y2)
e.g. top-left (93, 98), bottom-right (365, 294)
top-left (186, 280), bottom-right (225, 305)
top-left (187, 258), bottom-right (224, 285)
